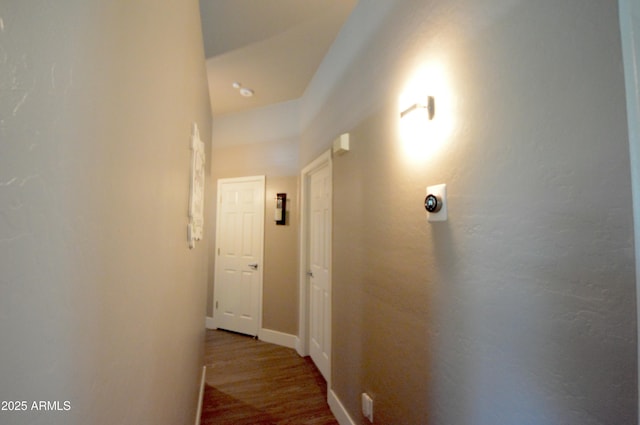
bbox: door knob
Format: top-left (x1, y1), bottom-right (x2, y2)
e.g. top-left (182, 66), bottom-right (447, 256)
top-left (307, 271), bottom-right (314, 278)
top-left (248, 263), bottom-right (258, 270)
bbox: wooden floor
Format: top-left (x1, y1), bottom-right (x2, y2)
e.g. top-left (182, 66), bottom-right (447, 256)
top-left (201, 329), bottom-right (338, 425)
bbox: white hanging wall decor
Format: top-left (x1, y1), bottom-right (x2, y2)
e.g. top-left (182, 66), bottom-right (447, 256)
top-left (188, 122), bottom-right (205, 249)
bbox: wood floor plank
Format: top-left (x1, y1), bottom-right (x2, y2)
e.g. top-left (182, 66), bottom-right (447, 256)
top-left (201, 329), bottom-right (338, 425)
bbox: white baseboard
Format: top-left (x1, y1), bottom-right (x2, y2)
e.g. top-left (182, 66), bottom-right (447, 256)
top-left (258, 328), bottom-right (298, 349)
top-left (205, 316), bottom-right (215, 329)
top-left (328, 389), bottom-right (357, 425)
top-left (194, 366), bottom-right (206, 425)
top-left (295, 338), bottom-right (306, 357)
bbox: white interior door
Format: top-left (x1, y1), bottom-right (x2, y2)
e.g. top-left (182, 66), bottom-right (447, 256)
top-left (308, 161), bottom-right (331, 380)
top-left (213, 176), bottom-right (265, 337)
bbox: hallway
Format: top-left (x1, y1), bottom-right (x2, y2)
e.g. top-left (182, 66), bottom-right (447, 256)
top-left (201, 330), bottom-right (338, 425)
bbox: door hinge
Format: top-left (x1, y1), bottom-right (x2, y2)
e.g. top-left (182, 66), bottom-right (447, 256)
top-left (215, 301), bottom-right (218, 310)
top-left (218, 248), bottom-right (220, 255)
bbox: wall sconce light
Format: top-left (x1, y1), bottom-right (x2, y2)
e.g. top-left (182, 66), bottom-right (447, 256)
top-left (399, 64), bottom-right (453, 161)
top-left (275, 193), bottom-right (286, 225)
top-left (400, 96), bottom-right (435, 120)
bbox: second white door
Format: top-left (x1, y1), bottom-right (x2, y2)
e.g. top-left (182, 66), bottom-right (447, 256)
top-left (213, 176), bottom-right (265, 337)
top-left (308, 163), bottom-right (331, 380)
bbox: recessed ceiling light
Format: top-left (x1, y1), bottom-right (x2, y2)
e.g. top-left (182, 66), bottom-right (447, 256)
top-left (239, 87), bottom-right (254, 98)
top-left (231, 82), bottom-right (254, 98)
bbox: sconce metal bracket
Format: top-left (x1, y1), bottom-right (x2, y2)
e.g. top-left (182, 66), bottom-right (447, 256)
top-left (400, 96), bottom-right (435, 120)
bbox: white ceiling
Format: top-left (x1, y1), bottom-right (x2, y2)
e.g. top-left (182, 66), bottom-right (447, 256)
top-left (200, 0), bottom-right (357, 117)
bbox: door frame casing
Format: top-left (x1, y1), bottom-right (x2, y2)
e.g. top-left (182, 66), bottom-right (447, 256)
top-left (618, 0), bottom-right (640, 418)
top-left (297, 151), bottom-right (332, 381)
top-left (212, 175), bottom-right (266, 336)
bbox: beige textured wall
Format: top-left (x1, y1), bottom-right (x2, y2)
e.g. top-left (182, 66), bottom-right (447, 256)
top-left (208, 139), bottom-right (299, 334)
top-left (263, 177), bottom-right (299, 334)
top-left (302, 0), bottom-right (637, 424)
top-left (0, 1), bottom-right (212, 424)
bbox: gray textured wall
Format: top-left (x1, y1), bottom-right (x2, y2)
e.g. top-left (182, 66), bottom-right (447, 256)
top-left (0, 1), bottom-right (212, 424)
top-left (302, 0), bottom-right (637, 423)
